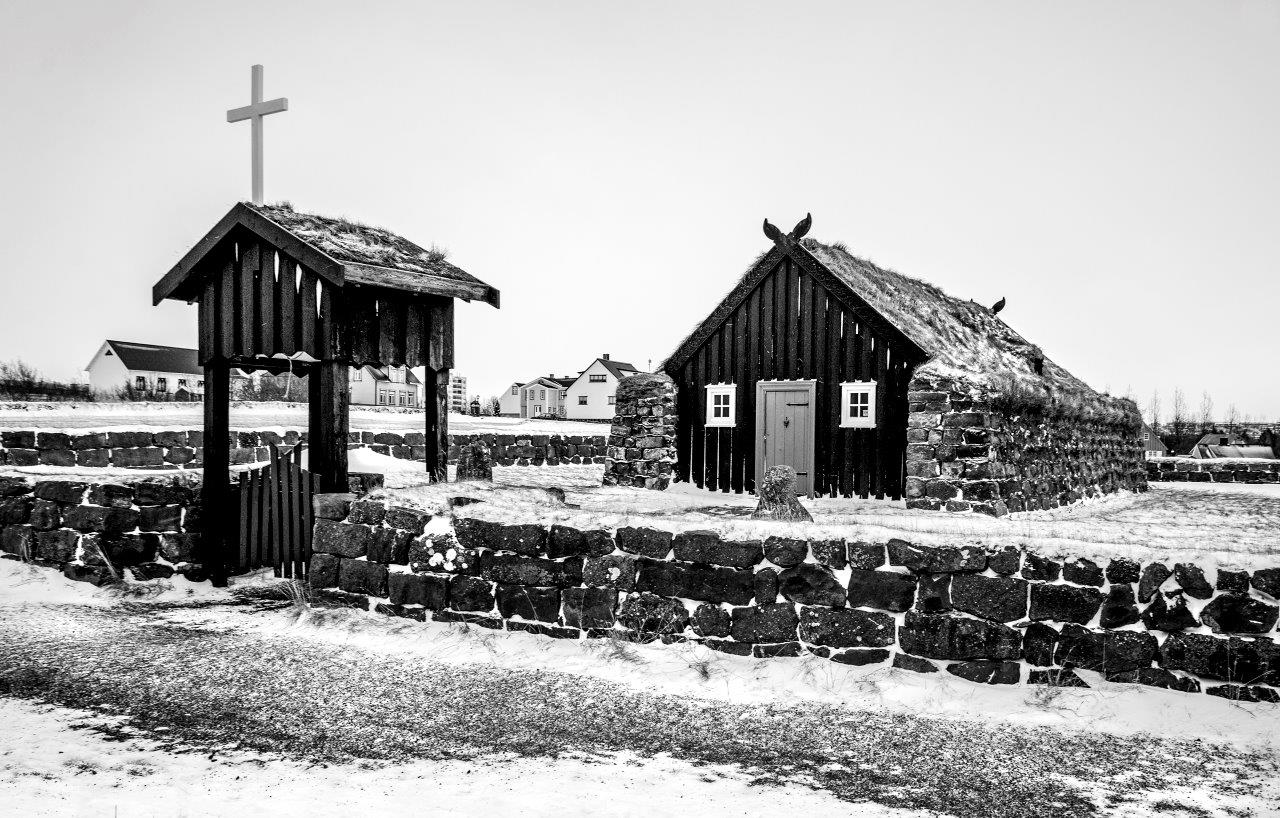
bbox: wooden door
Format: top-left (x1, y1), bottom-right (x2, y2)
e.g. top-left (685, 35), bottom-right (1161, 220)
top-left (755, 381), bottom-right (817, 496)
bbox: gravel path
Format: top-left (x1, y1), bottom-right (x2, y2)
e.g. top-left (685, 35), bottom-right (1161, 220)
top-left (0, 597), bottom-right (1277, 818)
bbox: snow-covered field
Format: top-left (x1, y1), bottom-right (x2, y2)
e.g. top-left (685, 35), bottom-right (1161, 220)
top-left (0, 401), bottom-right (605, 436)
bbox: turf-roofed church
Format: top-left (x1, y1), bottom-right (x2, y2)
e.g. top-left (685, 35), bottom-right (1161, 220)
top-left (663, 215), bottom-right (1144, 515)
top-left (153, 201), bottom-right (499, 583)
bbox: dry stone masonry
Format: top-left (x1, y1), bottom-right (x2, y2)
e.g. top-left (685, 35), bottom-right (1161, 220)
top-left (604, 373), bottom-right (677, 490)
top-left (1146, 458), bottom-right (1280, 484)
top-left (307, 499), bottom-right (1280, 702)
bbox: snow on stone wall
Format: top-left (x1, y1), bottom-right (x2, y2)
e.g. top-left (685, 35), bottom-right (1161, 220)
top-left (307, 498), bottom-right (1280, 702)
top-left (1146, 458), bottom-right (1280, 484)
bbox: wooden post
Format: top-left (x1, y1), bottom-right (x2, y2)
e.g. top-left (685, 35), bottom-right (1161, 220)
top-left (201, 363), bottom-right (231, 587)
top-left (425, 366), bottom-right (449, 482)
top-left (308, 360), bottom-right (349, 492)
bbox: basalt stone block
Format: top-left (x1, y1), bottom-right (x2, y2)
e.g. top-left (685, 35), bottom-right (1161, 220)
top-left (159, 533), bottom-right (199, 563)
top-left (1, 525), bottom-right (34, 558)
top-left (1160, 633), bottom-right (1279, 686)
top-left (407, 538), bottom-right (488, 575)
top-left (0, 477), bottom-right (30, 497)
top-left (547, 524), bottom-right (614, 559)
top-left (308, 553), bottom-right (340, 588)
top-left (915, 574), bottom-right (951, 613)
top-left (690, 603), bottom-right (731, 638)
top-left (33, 481), bottom-right (88, 504)
top-left (448, 575), bottom-right (496, 612)
top-left (133, 483), bottom-right (188, 506)
top-left (831, 648), bottom-right (891, 666)
top-left (1200, 594), bottom-right (1279, 634)
top-left (763, 536), bottom-right (807, 568)
top-left (338, 559), bottom-right (389, 597)
top-left (347, 500), bottom-right (387, 526)
top-left (1029, 583), bottom-right (1102, 624)
top-left (582, 554), bottom-right (637, 591)
top-left (152, 431), bottom-right (188, 447)
top-left (987, 546), bottom-right (1021, 576)
top-left (312, 493), bottom-right (356, 521)
top-left (34, 529), bottom-right (78, 563)
top-left (433, 610), bottom-right (502, 628)
top-left (893, 653), bottom-right (938, 674)
top-left (139, 505), bottom-right (181, 532)
top-left (0, 497), bottom-right (32, 525)
top-left (1140, 593), bottom-right (1199, 632)
top-left (1062, 558), bottom-right (1103, 587)
top-left (28, 500), bottom-right (61, 531)
top-left (375, 603), bottom-right (428, 622)
top-left (69, 432), bottom-right (108, 450)
top-left (951, 574), bottom-right (1028, 623)
top-left (367, 528), bottom-right (414, 565)
top-left (497, 584), bottom-right (561, 622)
top-left (730, 602), bottom-right (800, 644)
top-left (1138, 563), bottom-right (1171, 602)
top-left (112, 448), bottom-right (165, 468)
top-left (1206, 685), bottom-right (1280, 704)
top-left (844, 569), bottom-right (914, 612)
top-left (617, 527), bottom-right (673, 559)
top-left (810, 540), bottom-right (847, 570)
top-left (887, 539), bottom-right (985, 573)
top-left (617, 592), bottom-right (687, 635)
top-left (490, 523), bottom-right (547, 556)
top-left (388, 572), bottom-right (448, 609)
top-left (1, 431), bottom-right (35, 448)
top-left (847, 541), bottom-right (886, 570)
top-left (1215, 569), bottom-right (1250, 595)
top-left (452, 517), bottom-right (501, 551)
top-left (1099, 585), bottom-right (1140, 629)
top-left (753, 642), bottom-right (803, 658)
top-left (63, 506), bottom-right (140, 535)
top-left (485, 554), bottom-right (582, 587)
top-left (563, 588), bottom-right (616, 627)
top-left (753, 568), bottom-right (778, 605)
top-left (74, 449), bottom-right (107, 467)
top-left (898, 611), bottom-right (1021, 660)
top-left (1106, 667), bottom-right (1200, 693)
top-left (636, 559), bottom-right (754, 605)
top-left (105, 533), bottom-right (159, 566)
top-left (1251, 568), bottom-right (1280, 599)
top-left (947, 661), bottom-right (1020, 685)
top-left (1055, 624), bottom-right (1156, 675)
top-left (778, 564), bottom-right (847, 607)
top-left (385, 506), bottom-right (431, 535)
top-left (38, 450), bottom-right (75, 467)
top-left (704, 638), bottom-right (752, 656)
top-left (129, 562), bottom-right (175, 581)
top-left (798, 606), bottom-right (895, 648)
top-left (311, 520), bottom-right (373, 558)
top-left (88, 484), bottom-right (134, 509)
top-left (1105, 558), bottom-right (1141, 585)
top-left (1028, 668), bottom-right (1090, 688)
top-left (1173, 563), bottom-right (1213, 599)
top-left (1021, 553), bottom-right (1061, 582)
top-left (36, 432), bottom-right (71, 450)
top-left (673, 530), bottom-right (762, 568)
top-left (62, 563), bottom-right (115, 586)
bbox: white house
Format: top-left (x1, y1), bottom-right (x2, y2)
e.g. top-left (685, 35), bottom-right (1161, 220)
top-left (85, 340), bottom-right (205, 397)
top-left (498, 382), bottom-right (524, 416)
top-left (564, 354), bottom-right (640, 420)
top-left (518, 376), bottom-right (575, 418)
top-left (349, 365), bottom-right (423, 407)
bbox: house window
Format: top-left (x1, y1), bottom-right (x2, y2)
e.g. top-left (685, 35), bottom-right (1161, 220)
top-left (197, 380), bottom-right (204, 389)
top-left (608, 395), bottom-right (616, 405)
top-left (134, 376), bottom-right (146, 390)
top-left (578, 395), bottom-right (588, 405)
top-left (589, 374), bottom-right (607, 383)
top-left (539, 389), bottom-right (546, 400)
top-left (178, 379), bottom-right (188, 387)
top-left (408, 394), bottom-right (416, 407)
top-left (398, 392), bottom-right (406, 406)
top-left (840, 381), bottom-right (877, 428)
top-left (511, 386), bottom-right (518, 395)
top-left (705, 384), bottom-right (735, 427)
top-left (352, 369), bottom-right (363, 381)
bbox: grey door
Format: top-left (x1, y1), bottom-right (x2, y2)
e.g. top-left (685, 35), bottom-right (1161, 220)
top-left (756, 381), bottom-right (816, 496)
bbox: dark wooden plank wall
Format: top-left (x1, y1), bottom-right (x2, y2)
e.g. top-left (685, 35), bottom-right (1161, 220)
top-left (675, 255), bottom-right (914, 499)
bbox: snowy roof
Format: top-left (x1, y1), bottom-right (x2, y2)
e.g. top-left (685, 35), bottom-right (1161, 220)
top-left (103, 341), bottom-right (203, 376)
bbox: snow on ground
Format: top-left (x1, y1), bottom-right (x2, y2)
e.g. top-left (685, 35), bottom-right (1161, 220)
top-left (0, 697), bottom-right (891, 818)
top-left (0, 401), bottom-right (605, 436)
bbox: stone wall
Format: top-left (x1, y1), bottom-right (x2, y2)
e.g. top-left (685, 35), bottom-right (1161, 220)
top-left (905, 374), bottom-right (1147, 516)
top-left (448, 434), bottom-right (608, 467)
top-left (0, 475), bottom-right (201, 584)
top-left (307, 501), bottom-right (1280, 702)
top-left (604, 373), bottom-right (677, 489)
top-left (1146, 458), bottom-right (1280, 484)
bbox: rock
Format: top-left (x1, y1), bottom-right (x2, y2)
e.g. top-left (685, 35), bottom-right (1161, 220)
top-left (886, 539), bottom-right (985, 573)
top-left (563, 587), bottom-right (617, 629)
top-left (32, 480), bottom-right (88, 504)
top-left (347, 500), bottom-right (386, 526)
top-left (1205, 685), bottom-right (1280, 704)
top-left (892, 653), bottom-right (938, 673)
top-left (497, 584), bottom-right (561, 622)
top-left (62, 506), bottom-right (139, 535)
top-left (1021, 553), bottom-right (1060, 581)
top-left (830, 648), bottom-right (891, 666)
top-left (1251, 568), bottom-right (1280, 598)
top-left (1105, 558), bottom-right (1141, 584)
top-left (547, 525), bottom-right (614, 559)
top-left (1160, 633), bottom-right (1278, 685)
top-left (309, 554), bottom-right (340, 590)
top-left (28, 500), bottom-right (61, 531)
top-left (753, 568), bottom-right (778, 605)
top-left (616, 527), bottom-right (673, 559)
top-left (947, 661), bottom-right (1020, 685)
top-left (1022, 622), bottom-right (1059, 666)
top-left (845, 569), bottom-right (915, 612)
top-left (1105, 667), bottom-right (1200, 693)
top-left (582, 554), bottom-right (638, 591)
top-left (159, 533), bottom-right (199, 564)
top-left (617, 593), bottom-right (687, 635)
top-left (1098, 585), bottom-right (1140, 629)
top-left (673, 530), bottom-right (762, 568)
top-left (1138, 563), bottom-right (1171, 602)
top-left (367, 528), bottom-right (413, 565)
top-left (1028, 668), bottom-right (1089, 688)
top-left (750, 466), bottom-right (812, 521)
top-left (338, 559), bottom-right (388, 597)
top-left (34, 529), bottom-right (78, 563)
top-left (778, 564), bottom-right (847, 607)
top-left (1029, 584), bottom-right (1102, 624)
top-left (454, 518), bottom-right (544, 556)
top-left (847, 542), bottom-right (886, 570)
top-left (484, 554), bottom-right (582, 587)
top-left (62, 563), bottom-right (115, 586)
top-left (987, 546), bottom-right (1021, 576)
top-left (0, 477), bottom-right (30, 497)
top-left (1140, 593), bottom-right (1199, 631)
top-left (753, 642), bottom-right (803, 658)
top-left (385, 506), bottom-right (431, 535)
top-left (129, 562), bottom-right (175, 581)
top-left (455, 442), bottom-right (494, 481)
top-left (915, 574), bottom-right (951, 613)
top-left (1199, 594), bottom-right (1279, 634)
top-left (132, 482), bottom-right (188, 506)
top-left (1, 525), bottom-right (34, 558)
top-left (1172, 563), bottom-right (1213, 599)
top-left (762, 536), bottom-right (807, 567)
top-left (1055, 624), bottom-right (1156, 675)
top-left (448, 575), bottom-right (495, 612)
top-left (388, 572), bottom-right (448, 608)
top-left (1062, 558), bottom-right (1103, 587)
top-left (0, 498), bottom-right (32, 525)
top-left (950, 574), bottom-right (1028, 622)
top-left (798, 606), bottom-right (895, 648)
top-left (311, 520), bottom-right (373, 558)
top-left (897, 611), bottom-right (1021, 660)
top-left (703, 638), bottom-right (752, 656)
top-left (636, 559), bottom-right (754, 605)
top-left (810, 540), bottom-right (847, 570)
top-left (730, 603), bottom-right (800, 643)
top-left (690, 603), bottom-right (731, 637)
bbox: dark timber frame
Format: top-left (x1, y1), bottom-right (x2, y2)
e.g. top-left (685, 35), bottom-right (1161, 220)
top-left (153, 203), bottom-right (496, 585)
top-left (664, 216), bottom-right (927, 500)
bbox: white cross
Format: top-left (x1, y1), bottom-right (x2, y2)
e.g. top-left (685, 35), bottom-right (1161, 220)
top-left (226, 65), bottom-right (288, 205)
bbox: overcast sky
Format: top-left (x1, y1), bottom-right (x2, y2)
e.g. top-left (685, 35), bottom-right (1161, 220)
top-left (1, 1), bottom-right (1277, 418)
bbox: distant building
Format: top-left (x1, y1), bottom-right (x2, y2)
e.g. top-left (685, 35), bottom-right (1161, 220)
top-left (1142, 423), bottom-right (1168, 460)
top-left (564, 354), bottom-right (640, 420)
top-left (1187, 432), bottom-right (1274, 460)
top-left (516, 375), bottom-right (575, 418)
top-left (498, 382), bottom-right (524, 417)
top-left (349, 365), bottom-right (423, 407)
top-left (85, 340), bottom-right (204, 397)
top-left (449, 374), bottom-right (468, 413)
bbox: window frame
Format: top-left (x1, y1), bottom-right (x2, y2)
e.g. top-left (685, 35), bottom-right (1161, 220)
top-left (589, 374), bottom-right (607, 383)
top-left (839, 381), bottom-right (877, 428)
top-left (578, 395), bottom-right (588, 405)
top-left (705, 383), bottom-right (736, 428)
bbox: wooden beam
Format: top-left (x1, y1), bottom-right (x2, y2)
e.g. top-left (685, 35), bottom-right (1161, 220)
top-left (425, 366), bottom-right (449, 481)
top-left (201, 363), bottom-right (231, 587)
top-left (308, 360), bottom-right (349, 492)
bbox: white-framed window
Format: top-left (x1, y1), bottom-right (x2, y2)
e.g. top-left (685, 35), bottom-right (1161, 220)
top-left (511, 385), bottom-right (518, 395)
top-left (398, 392), bottom-right (406, 406)
top-left (705, 384), bottom-right (736, 427)
top-left (353, 369), bottom-right (363, 381)
top-left (178, 379), bottom-right (188, 387)
top-left (840, 381), bottom-right (877, 428)
top-left (197, 380), bottom-right (204, 389)
top-left (608, 395), bottom-right (616, 405)
top-left (156, 377), bottom-right (167, 392)
top-left (589, 374), bottom-right (607, 383)
top-left (135, 376), bottom-right (146, 390)
top-left (578, 395), bottom-right (588, 405)
top-left (539, 389), bottom-right (546, 400)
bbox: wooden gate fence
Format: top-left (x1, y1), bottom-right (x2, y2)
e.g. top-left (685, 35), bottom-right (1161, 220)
top-left (235, 444), bottom-right (319, 578)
